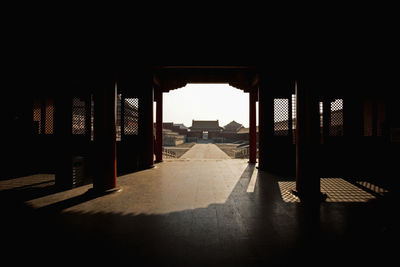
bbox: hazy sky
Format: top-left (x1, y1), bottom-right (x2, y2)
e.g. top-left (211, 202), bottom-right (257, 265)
top-left (160, 84), bottom-right (251, 128)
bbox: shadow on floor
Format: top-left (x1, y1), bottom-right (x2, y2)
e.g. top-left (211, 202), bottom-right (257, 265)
top-left (0, 164), bottom-right (396, 266)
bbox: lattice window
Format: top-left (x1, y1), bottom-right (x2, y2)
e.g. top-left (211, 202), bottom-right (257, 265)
top-left (33, 99), bottom-right (42, 134)
top-left (291, 94), bottom-right (296, 143)
top-left (274, 98), bottom-right (289, 136)
top-left (116, 94), bottom-right (122, 141)
top-left (72, 98), bottom-right (86, 135)
top-left (90, 94), bottom-right (94, 141)
top-left (329, 99), bottom-right (343, 136)
top-left (33, 98), bottom-right (54, 135)
top-left (124, 98), bottom-right (139, 135)
top-left (319, 101), bottom-right (324, 143)
top-left (319, 102), bottom-right (323, 129)
top-left (44, 99), bottom-right (54, 134)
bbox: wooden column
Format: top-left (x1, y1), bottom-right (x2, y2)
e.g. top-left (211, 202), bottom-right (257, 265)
top-left (155, 87), bottom-right (163, 163)
top-left (257, 80), bottom-right (274, 171)
top-left (322, 97), bottom-right (330, 144)
top-left (249, 88), bottom-right (257, 163)
top-left (295, 80), bottom-right (324, 201)
top-left (257, 84), bottom-right (265, 169)
top-left (141, 81), bottom-right (154, 168)
top-left (343, 94), bottom-right (364, 175)
top-left (55, 92), bottom-right (73, 189)
top-left (92, 77), bottom-right (117, 192)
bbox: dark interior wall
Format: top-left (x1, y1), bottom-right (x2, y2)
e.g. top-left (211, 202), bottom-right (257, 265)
top-left (2, 63), bottom-right (399, 193)
top-left (258, 75), bottom-right (296, 175)
top-left (117, 68), bottom-right (154, 174)
top-left (257, 72), bottom-right (399, 182)
top-left (2, 89), bottom-right (35, 178)
top-left (2, 66), bottom-right (49, 178)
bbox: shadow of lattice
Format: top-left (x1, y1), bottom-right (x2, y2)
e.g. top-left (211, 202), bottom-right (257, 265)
top-left (278, 178), bottom-right (389, 203)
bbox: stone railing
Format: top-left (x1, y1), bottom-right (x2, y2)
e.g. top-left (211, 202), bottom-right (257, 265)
top-left (234, 146), bottom-right (259, 159)
top-left (162, 147), bottom-right (177, 159)
top-left (234, 146), bottom-right (249, 158)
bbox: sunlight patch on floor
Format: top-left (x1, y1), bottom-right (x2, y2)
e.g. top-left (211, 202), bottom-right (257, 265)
top-left (355, 181), bottom-right (389, 196)
top-left (0, 174), bottom-right (54, 191)
top-left (278, 178), bottom-right (382, 203)
top-left (277, 181), bottom-right (300, 202)
top-left (26, 160), bottom-right (249, 215)
top-left (246, 167), bottom-right (258, 193)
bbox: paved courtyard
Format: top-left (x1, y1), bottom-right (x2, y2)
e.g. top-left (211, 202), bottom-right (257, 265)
top-left (180, 143), bottom-right (231, 159)
top-left (0, 157), bottom-right (395, 266)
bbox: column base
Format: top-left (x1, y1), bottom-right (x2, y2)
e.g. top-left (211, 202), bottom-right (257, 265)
top-left (256, 164), bottom-right (265, 171)
top-left (155, 160), bottom-right (163, 163)
top-left (291, 190), bottom-right (327, 202)
top-left (86, 187), bottom-right (122, 196)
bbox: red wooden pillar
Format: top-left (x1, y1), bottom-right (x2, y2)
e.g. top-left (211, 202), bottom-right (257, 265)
top-left (93, 77), bottom-right (117, 192)
top-left (295, 80), bottom-right (324, 201)
top-left (344, 94), bottom-right (364, 175)
top-left (249, 88), bottom-right (257, 163)
top-left (55, 93), bottom-right (73, 189)
top-left (143, 82), bottom-right (154, 168)
top-left (155, 87), bottom-right (163, 163)
top-left (257, 81), bottom-right (273, 170)
top-left (257, 84), bottom-right (265, 169)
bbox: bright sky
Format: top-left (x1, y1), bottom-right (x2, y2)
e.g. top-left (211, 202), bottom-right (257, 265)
top-left (159, 84), bottom-right (251, 128)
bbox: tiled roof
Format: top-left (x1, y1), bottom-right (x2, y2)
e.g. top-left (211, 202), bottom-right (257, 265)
top-left (173, 123), bottom-right (188, 130)
top-left (223, 120), bottom-right (243, 132)
top-left (237, 126), bottom-right (259, 134)
top-left (190, 120), bottom-right (223, 130)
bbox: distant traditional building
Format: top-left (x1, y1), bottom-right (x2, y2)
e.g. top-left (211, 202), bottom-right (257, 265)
top-left (216, 120), bottom-right (246, 142)
top-left (162, 122), bottom-right (188, 135)
top-left (187, 120), bottom-right (252, 142)
top-left (188, 120), bottom-right (223, 140)
top-left (174, 123), bottom-right (188, 131)
top-left (153, 122), bottom-right (188, 146)
top-left (223, 120), bottom-right (244, 133)
top-left (237, 126), bottom-right (259, 141)
top-left (163, 129), bottom-right (185, 146)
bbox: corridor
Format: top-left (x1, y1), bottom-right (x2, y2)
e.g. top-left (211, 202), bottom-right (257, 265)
top-left (1, 158), bottom-right (394, 266)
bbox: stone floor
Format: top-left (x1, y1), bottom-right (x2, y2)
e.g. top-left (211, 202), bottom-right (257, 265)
top-left (180, 143), bottom-right (231, 159)
top-left (0, 159), bottom-right (396, 266)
